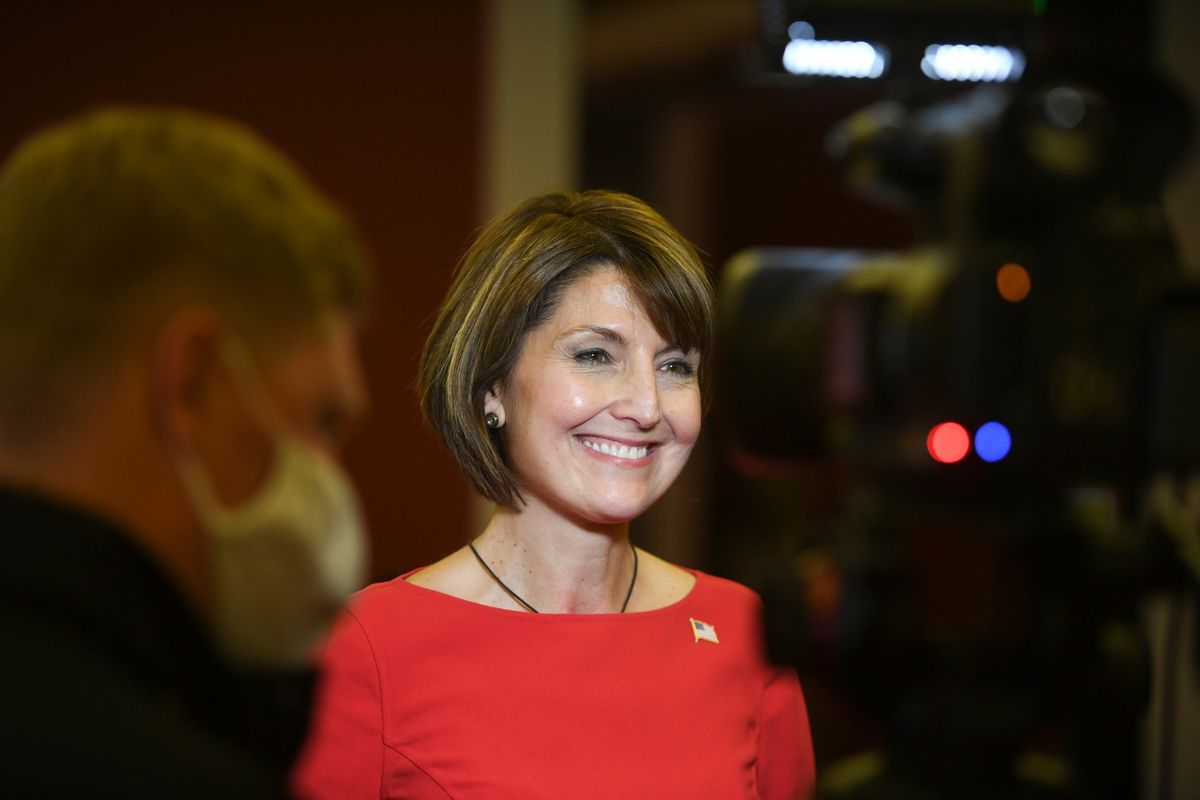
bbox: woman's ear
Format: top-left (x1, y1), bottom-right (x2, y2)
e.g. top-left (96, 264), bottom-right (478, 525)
top-left (483, 384), bottom-right (506, 428)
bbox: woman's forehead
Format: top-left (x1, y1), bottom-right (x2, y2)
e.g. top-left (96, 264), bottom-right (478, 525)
top-left (555, 268), bottom-right (637, 315)
top-left (542, 270), bottom-right (674, 342)
top-left (519, 263), bottom-right (705, 358)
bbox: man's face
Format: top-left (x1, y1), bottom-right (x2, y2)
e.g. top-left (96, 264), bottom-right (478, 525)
top-left (200, 311), bottom-right (368, 507)
top-left (257, 313), bottom-right (368, 459)
top-left (179, 310), bottom-right (370, 663)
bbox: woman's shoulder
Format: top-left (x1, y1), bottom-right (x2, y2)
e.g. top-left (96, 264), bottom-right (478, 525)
top-left (680, 568), bottom-right (767, 638)
top-left (687, 568), bottom-right (764, 607)
top-left (339, 573), bottom-right (417, 620)
top-left (632, 551), bottom-right (767, 638)
top-left (338, 564), bottom-right (456, 625)
top-left (626, 548), bottom-right (695, 612)
top-left (344, 548), bottom-right (488, 614)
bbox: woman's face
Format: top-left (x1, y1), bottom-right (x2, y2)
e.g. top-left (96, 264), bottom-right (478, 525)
top-left (488, 266), bottom-right (702, 525)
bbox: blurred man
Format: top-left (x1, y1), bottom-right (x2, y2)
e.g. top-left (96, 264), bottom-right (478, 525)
top-left (0, 108), bottom-right (371, 797)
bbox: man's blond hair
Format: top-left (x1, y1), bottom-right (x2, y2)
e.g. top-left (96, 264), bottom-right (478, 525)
top-left (0, 107), bottom-right (370, 443)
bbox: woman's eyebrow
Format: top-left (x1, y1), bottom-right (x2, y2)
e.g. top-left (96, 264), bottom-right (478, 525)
top-left (557, 325), bottom-right (627, 346)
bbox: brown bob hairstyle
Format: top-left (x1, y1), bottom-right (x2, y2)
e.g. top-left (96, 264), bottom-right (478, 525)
top-left (418, 189), bottom-right (714, 507)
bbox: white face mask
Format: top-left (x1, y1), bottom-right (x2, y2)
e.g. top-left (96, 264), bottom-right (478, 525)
top-left (172, 340), bottom-right (368, 670)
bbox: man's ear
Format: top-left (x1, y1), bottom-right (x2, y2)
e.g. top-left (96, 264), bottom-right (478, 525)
top-left (148, 308), bottom-right (225, 449)
top-left (483, 384), bottom-right (506, 428)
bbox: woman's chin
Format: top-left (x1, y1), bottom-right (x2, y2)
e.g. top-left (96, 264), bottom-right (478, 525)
top-left (524, 481), bottom-right (669, 528)
top-left (573, 493), bottom-right (662, 527)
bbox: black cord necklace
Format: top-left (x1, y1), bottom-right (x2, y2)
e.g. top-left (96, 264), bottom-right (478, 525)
top-left (467, 538), bottom-right (639, 614)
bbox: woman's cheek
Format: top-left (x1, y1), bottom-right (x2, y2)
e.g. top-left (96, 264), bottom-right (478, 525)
top-left (668, 389), bottom-right (702, 445)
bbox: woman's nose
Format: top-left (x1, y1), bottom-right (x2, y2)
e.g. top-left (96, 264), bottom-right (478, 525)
top-left (610, 363), bottom-right (662, 428)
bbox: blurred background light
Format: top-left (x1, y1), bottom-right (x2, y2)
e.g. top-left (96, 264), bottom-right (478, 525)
top-left (783, 38), bottom-right (889, 79)
top-left (996, 262), bottom-right (1032, 302)
top-left (920, 44), bottom-right (1026, 82)
top-left (927, 421), bottom-right (971, 463)
top-left (787, 20), bottom-right (815, 41)
top-left (1045, 86), bottom-right (1088, 129)
top-left (974, 421), bottom-right (1013, 462)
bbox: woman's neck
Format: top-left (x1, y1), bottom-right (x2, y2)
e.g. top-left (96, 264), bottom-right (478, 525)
top-left (475, 504), bottom-right (635, 614)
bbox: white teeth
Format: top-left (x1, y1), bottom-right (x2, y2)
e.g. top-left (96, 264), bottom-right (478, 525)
top-left (582, 440), bottom-right (649, 460)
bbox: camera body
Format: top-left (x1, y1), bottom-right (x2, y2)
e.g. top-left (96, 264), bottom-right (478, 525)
top-left (720, 70), bottom-right (1196, 483)
top-left (716, 11), bottom-right (1198, 797)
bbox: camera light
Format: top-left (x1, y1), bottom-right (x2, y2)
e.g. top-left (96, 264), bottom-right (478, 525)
top-left (974, 421), bottom-right (1012, 462)
top-left (927, 422), bottom-right (970, 463)
top-left (782, 38), bottom-right (889, 79)
top-left (787, 20), bottom-right (815, 41)
top-left (920, 44), bottom-right (1025, 83)
top-left (996, 263), bottom-right (1031, 302)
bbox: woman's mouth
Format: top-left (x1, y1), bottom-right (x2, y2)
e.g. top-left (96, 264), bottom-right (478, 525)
top-left (578, 436), bottom-right (652, 461)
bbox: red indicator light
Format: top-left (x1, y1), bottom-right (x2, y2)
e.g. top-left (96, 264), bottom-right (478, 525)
top-left (927, 422), bottom-right (970, 463)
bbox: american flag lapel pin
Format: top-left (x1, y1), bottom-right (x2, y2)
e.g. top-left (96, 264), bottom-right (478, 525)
top-left (690, 617), bottom-right (719, 644)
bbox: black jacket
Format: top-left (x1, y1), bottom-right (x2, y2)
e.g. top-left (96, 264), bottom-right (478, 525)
top-left (0, 484), bottom-right (314, 798)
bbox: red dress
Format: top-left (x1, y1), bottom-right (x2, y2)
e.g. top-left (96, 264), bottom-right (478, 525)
top-left (292, 568), bottom-right (815, 799)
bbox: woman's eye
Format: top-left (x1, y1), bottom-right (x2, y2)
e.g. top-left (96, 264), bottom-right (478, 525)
top-left (574, 348), bottom-right (612, 365)
top-left (659, 359), bottom-right (696, 377)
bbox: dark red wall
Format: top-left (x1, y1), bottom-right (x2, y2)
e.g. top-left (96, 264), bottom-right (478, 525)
top-left (0, 1), bottom-right (483, 578)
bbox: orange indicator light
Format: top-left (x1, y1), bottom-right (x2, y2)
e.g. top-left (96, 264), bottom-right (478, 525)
top-left (996, 263), bottom-right (1031, 302)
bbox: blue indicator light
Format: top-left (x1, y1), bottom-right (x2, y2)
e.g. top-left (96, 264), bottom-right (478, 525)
top-left (974, 421), bottom-right (1012, 462)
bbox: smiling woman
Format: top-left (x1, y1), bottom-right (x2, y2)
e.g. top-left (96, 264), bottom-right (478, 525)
top-left (293, 190), bottom-right (816, 800)
top-left (419, 190), bottom-right (713, 510)
top-left (487, 267), bottom-right (702, 529)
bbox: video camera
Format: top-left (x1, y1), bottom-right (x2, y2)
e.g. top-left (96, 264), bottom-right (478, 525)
top-left (717, 1), bottom-right (1199, 797)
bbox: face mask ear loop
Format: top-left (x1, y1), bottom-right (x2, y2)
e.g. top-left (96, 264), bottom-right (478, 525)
top-left (170, 335), bottom-right (288, 520)
top-left (221, 336), bottom-right (291, 443)
top-left (171, 444), bottom-right (226, 521)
